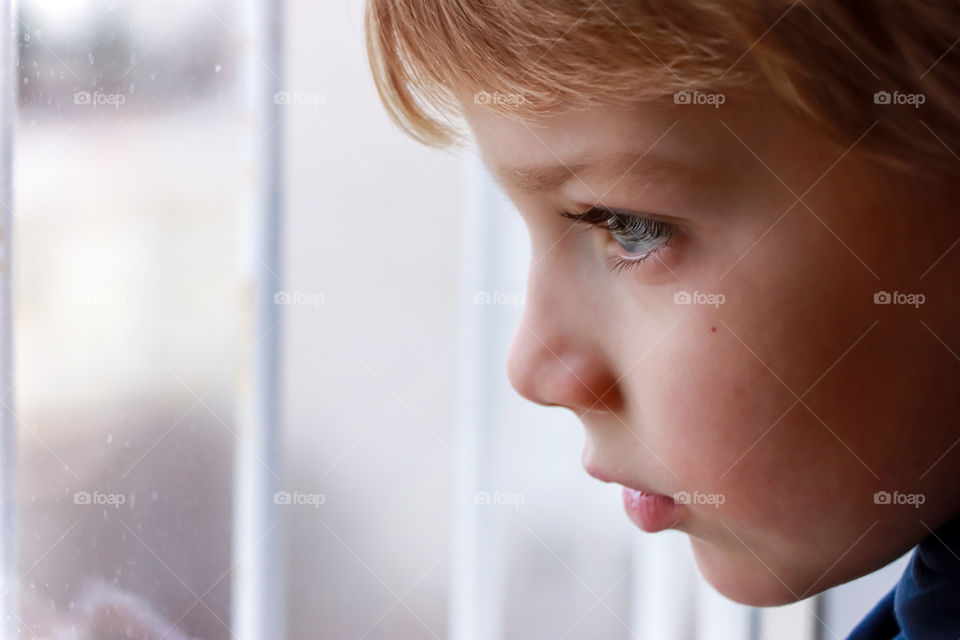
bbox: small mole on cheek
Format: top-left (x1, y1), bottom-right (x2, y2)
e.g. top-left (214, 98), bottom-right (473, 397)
top-left (711, 326), bottom-right (717, 333)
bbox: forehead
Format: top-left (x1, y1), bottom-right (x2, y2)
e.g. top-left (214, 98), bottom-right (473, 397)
top-left (461, 100), bottom-right (715, 194)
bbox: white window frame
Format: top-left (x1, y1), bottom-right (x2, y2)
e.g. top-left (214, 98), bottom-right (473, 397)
top-left (232, 1), bottom-right (287, 639)
top-left (1, 0), bottom-right (16, 636)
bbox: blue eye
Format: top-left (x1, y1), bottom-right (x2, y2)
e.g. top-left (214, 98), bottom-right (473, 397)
top-left (559, 206), bottom-right (675, 271)
top-left (606, 214), bottom-right (672, 255)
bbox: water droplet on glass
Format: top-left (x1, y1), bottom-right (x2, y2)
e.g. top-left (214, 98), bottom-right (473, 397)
top-left (88, 53), bottom-right (94, 64)
top-left (214, 64), bottom-right (222, 73)
top-left (21, 77), bottom-right (27, 85)
top-left (23, 33), bottom-right (30, 42)
top-left (107, 433), bottom-right (113, 444)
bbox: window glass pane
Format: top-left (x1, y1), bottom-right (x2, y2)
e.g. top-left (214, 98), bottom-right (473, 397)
top-left (16, 2), bottom-right (245, 637)
top-left (281, 2), bottom-right (460, 636)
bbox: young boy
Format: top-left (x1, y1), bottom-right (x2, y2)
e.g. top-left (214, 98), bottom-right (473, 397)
top-left (364, 1), bottom-right (960, 636)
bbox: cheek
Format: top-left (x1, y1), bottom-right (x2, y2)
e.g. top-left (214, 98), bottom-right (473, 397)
top-left (629, 283), bottom-right (882, 545)
top-left (636, 206), bottom-right (874, 501)
top-left (632, 320), bottom-right (875, 603)
top-left (639, 314), bottom-right (801, 502)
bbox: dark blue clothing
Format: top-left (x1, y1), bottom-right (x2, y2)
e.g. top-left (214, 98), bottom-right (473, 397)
top-left (848, 513), bottom-right (960, 639)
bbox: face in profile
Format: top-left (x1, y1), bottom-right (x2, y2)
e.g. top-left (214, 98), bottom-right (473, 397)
top-left (461, 95), bottom-right (960, 606)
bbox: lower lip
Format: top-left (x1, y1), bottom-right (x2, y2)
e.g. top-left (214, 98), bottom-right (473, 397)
top-left (622, 487), bottom-right (681, 532)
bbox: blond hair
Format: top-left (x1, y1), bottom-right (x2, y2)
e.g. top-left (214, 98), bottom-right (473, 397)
top-left (365, 0), bottom-right (960, 178)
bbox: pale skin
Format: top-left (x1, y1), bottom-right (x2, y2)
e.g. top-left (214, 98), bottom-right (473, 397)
top-left (460, 95), bottom-right (960, 606)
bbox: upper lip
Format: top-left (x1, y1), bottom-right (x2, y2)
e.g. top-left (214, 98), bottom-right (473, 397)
top-left (582, 457), bottom-right (660, 495)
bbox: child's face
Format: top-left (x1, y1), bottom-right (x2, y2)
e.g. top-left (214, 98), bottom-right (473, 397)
top-left (462, 96), bottom-right (960, 606)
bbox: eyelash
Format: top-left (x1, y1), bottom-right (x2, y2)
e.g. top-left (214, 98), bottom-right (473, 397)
top-left (559, 207), bottom-right (675, 273)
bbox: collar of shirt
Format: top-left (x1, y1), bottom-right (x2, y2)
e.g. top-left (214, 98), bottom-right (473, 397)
top-left (848, 511), bottom-right (960, 639)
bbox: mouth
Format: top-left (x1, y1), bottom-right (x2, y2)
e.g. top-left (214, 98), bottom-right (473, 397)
top-left (621, 487), bottom-right (681, 532)
top-left (582, 458), bottom-right (682, 533)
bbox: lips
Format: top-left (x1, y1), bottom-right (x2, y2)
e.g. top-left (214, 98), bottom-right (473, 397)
top-left (622, 487), bottom-right (681, 532)
top-left (582, 455), bottom-right (682, 532)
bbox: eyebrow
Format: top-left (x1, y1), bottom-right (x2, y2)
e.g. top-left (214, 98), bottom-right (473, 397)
top-left (493, 152), bottom-right (691, 194)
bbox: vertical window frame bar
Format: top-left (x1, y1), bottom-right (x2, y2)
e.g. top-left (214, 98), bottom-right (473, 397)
top-left (449, 154), bottom-right (509, 640)
top-left (231, 1), bottom-right (286, 638)
top-left (0, 0), bottom-right (16, 635)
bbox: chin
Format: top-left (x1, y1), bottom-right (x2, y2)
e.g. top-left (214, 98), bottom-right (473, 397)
top-left (688, 536), bottom-right (813, 607)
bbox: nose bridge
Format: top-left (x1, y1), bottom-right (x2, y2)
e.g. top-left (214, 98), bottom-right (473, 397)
top-left (506, 254), bottom-right (622, 413)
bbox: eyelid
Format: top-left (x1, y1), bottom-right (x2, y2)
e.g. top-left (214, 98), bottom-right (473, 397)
top-left (558, 205), bottom-right (677, 228)
top-left (558, 206), bottom-right (617, 226)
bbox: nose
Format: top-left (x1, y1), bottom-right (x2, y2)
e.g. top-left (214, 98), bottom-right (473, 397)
top-left (506, 262), bottom-right (623, 414)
